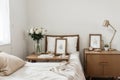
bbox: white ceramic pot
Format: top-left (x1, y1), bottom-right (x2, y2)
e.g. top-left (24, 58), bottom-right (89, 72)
top-left (104, 47), bottom-right (109, 51)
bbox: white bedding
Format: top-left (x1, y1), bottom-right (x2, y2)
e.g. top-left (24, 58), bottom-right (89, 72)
top-left (0, 52), bottom-right (85, 80)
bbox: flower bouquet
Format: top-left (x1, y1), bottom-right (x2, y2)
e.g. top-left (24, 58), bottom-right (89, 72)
top-left (28, 27), bottom-right (47, 54)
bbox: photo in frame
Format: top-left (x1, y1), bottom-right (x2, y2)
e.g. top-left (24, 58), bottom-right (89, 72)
top-left (89, 34), bottom-right (102, 49)
top-left (55, 38), bottom-right (67, 56)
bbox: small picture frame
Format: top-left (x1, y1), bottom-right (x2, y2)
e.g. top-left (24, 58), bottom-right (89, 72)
top-left (55, 38), bottom-right (67, 56)
top-left (89, 34), bottom-right (102, 49)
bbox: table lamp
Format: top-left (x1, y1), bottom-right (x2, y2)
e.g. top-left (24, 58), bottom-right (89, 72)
top-left (103, 20), bottom-right (117, 51)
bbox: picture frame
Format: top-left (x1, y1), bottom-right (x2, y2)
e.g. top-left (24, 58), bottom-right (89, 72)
top-left (89, 34), bottom-right (102, 49)
top-left (55, 38), bottom-right (67, 56)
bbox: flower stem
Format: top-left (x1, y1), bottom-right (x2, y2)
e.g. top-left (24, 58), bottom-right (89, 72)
top-left (36, 40), bottom-right (41, 53)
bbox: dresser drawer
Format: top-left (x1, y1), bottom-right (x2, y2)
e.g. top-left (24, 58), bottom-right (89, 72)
top-left (86, 54), bottom-right (103, 76)
top-left (87, 54), bottom-right (110, 65)
top-left (103, 55), bottom-right (120, 76)
top-left (84, 49), bottom-right (120, 78)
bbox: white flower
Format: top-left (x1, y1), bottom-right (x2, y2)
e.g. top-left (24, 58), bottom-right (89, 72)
top-left (42, 29), bottom-right (47, 35)
top-left (35, 29), bottom-right (40, 34)
top-left (29, 28), bottom-right (34, 34)
top-left (33, 27), bottom-right (37, 32)
top-left (35, 27), bottom-right (42, 34)
top-left (38, 28), bottom-right (42, 32)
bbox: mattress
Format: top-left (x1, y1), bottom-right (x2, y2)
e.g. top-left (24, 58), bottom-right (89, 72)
top-left (0, 52), bottom-right (85, 80)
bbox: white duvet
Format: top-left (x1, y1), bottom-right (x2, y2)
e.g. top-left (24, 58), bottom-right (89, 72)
top-left (0, 52), bottom-right (86, 80)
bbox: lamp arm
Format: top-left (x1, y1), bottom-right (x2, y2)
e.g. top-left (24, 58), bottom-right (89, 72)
top-left (109, 24), bottom-right (116, 31)
top-left (109, 24), bottom-right (117, 49)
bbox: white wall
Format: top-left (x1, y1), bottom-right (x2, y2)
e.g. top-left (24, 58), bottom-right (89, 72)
top-left (0, 0), bottom-right (28, 59)
top-left (1, 0), bottom-right (120, 60)
top-left (27, 0), bottom-right (120, 55)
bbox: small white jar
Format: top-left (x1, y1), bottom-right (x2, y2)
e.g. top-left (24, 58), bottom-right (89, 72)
top-left (104, 47), bottom-right (109, 51)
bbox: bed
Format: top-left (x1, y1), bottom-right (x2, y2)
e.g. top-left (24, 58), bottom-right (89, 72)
top-left (0, 35), bottom-right (86, 80)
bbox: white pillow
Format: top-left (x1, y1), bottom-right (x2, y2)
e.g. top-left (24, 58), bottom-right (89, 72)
top-left (65, 37), bottom-right (78, 53)
top-left (47, 36), bottom-right (78, 53)
top-left (69, 52), bottom-right (79, 60)
top-left (0, 52), bottom-right (25, 76)
top-left (47, 37), bottom-right (59, 53)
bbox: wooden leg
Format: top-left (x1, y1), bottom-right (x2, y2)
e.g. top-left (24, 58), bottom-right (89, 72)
top-left (86, 76), bottom-right (92, 80)
top-left (113, 77), bottom-right (118, 80)
top-left (88, 76), bottom-right (92, 80)
top-left (89, 77), bottom-right (92, 80)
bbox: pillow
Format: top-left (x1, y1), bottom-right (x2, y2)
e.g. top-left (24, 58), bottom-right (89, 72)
top-left (69, 52), bottom-right (79, 60)
top-left (0, 52), bottom-right (25, 76)
top-left (47, 37), bottom-right (59, 53)
top-left (47, 36), bottom-right (78, 53)
top-left (64, 37), bottom-right (78, 53)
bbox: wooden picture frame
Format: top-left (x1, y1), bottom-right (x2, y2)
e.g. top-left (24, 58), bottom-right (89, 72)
top-left (55, 38), bottom-right (67, 56)
top-left (89, 34), bottom-right (102, 49)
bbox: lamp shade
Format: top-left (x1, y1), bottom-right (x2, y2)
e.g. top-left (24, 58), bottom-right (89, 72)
top-left (103, 20), bottom-right (110, 27)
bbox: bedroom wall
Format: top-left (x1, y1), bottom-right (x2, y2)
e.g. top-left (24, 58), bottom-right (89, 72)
top-left (0, 0), bottom-right (28, 59)
top-left (27, 0), bottom-right (120, 55)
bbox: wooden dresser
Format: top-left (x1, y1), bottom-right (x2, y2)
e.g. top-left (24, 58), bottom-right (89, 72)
top-left (84, 49), bottom-right (120, 79)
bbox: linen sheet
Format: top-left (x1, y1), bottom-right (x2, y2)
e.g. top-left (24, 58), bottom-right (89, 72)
top-left (0, 52), bottom-right (85, 80)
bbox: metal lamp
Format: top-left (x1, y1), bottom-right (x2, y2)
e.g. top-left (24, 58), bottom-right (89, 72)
top-left (103, 20), bottom-right (117, 51)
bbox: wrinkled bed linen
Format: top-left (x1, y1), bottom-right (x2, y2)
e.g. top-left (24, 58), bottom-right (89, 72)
top-left (50, 62), bottom-right (85, 80)
top-left (0, 52), bottom-right (85, 80)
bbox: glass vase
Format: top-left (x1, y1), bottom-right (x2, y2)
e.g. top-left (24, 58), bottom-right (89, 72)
top-left (34, 40), bottom-right (41, 55)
